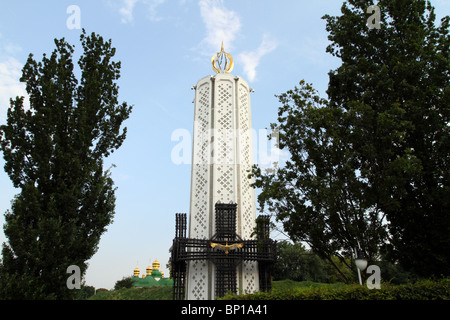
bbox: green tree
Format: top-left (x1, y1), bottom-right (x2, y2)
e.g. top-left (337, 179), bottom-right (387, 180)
top-left (272, 241), bottom-right (329, 283)
top-left (271, 241), bottom-right (354, 283)
top-left (76, 284), bottom-right (96, 300)
top-left (0, 30), bottom-right (132, 299)
top-left (253, 0), bottom-right (449, 279)
top-left (323, 0), bottom-right (449, 277)
top-left (253, 81), bottom-right (386, 278)
top-left (114, 276), bottom-right (134, 290)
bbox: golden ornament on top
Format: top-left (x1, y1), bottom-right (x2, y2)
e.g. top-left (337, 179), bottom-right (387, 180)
top-left (211, 41), bottom-right (234, 74)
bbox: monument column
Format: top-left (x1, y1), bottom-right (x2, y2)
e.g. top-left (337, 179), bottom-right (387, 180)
top-left (186, 44), bottom-right (259, 300)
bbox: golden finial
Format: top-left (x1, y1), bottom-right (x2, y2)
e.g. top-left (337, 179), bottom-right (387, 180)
top-left (211, 41), bottom-right (234, 74)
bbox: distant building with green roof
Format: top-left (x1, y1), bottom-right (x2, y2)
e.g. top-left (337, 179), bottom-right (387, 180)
top-left (132, 259), bottom-right (173, 287)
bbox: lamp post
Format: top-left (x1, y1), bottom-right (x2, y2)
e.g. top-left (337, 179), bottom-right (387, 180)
top-left (354, 248), bottom-right (368, 286)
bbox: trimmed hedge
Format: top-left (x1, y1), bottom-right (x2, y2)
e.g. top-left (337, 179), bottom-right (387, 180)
top-left (88, 286), bottom-right (173, 300)
top-left (221, 279), bottom-right (450, 300)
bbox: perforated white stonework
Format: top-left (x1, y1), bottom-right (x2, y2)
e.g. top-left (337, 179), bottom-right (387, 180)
top-left (187, 78), bottom-right (211, 300)
top-left (216, 81), bottom-right (233, 164)
top-left (190, 80), bottom-right (211, 240)
top-left (188, 260), bottom-right (208, 300)
top-left (237, 82), bottom-right (255, 239)
top-left (236, 81), bottom-right (259, 294)
top-left (213, 78), bottom-right (235, 206)
top-left (242, 260), bottom-right (258, 293)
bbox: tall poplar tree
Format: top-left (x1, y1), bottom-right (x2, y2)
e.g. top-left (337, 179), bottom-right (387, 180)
top-left (253, 0), bottom-right (449, 278)
top-left (0, 30), bottom-right (132, 299)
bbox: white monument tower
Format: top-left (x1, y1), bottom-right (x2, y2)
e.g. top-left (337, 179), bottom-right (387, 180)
top-left (186, 43), bottom-right (259, 300)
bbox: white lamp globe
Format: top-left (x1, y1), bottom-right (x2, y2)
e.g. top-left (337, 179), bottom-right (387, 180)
top-left (355, 258), bottom-right (368, 271)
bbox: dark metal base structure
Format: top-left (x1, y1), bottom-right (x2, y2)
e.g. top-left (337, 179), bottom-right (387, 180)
top-left (171, 203), bottom-right (276, 300)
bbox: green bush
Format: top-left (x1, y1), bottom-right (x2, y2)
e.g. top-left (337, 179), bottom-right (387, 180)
top-left (221, 279), bottom-right (450, 300)
top-left (88, 286), bottom-right (172, 300)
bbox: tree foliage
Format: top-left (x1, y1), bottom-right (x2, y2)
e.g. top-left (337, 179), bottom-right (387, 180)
top-left (114, 276), bottom-right (134, 290)
top-left (0, 30), bottom-right (132, 299)
top-left (272, 241), bottom-right (354, 283)
top-left (253, 0), bottom-right (449, 278)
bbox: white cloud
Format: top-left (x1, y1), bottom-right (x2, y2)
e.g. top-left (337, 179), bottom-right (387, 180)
top-left (0, 57), bottom-right (28, 124)
top-left (198, 0), bottom-right (241, 54)
top-left (145, 0), bottom-right (166, 22)
top-left (196, 1), bottom-right (276, 81)
top-left (238, 34), bottom-right (278, 82)
top-left (118, 0), bottom-right (166, 23)
top-left (119, 0), bottom-right (138, 23)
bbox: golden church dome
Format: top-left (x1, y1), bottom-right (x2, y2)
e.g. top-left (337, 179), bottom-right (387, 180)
top-left (152, 259), bottom-right (160, 271)
top-left (146, 264), bottom-right (152, 276)
top-left (133, 266), bottom-right (140, 277)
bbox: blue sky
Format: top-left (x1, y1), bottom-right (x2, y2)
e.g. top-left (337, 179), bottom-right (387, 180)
top-left (0, 0), bottom-right (448, 290)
